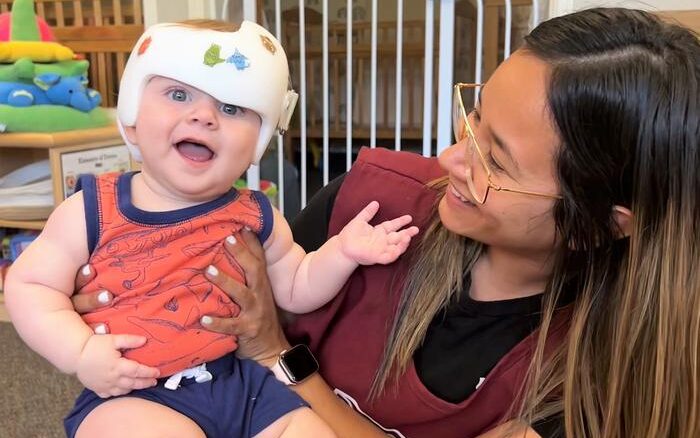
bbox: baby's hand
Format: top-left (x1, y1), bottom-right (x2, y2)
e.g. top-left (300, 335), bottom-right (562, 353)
top-left (339, 201), bottom-right (419, 265)
top-left (76, 333), bottom-right (160, 398)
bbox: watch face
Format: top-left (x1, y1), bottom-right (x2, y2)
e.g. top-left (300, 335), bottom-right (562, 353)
top-left (281, 345), bottom-right (319, 383)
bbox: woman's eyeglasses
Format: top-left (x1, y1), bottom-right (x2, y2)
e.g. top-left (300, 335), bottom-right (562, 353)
top-left (452, 82), bottom-right (562, 204)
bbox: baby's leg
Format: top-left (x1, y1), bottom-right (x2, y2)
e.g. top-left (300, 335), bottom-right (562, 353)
top-left (254, 407), bottom-right (335, 438)
top-left (76, 397), bottom-right (205, 438)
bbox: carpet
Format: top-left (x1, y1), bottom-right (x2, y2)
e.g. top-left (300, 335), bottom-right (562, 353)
top-left (0, 321), bottom-right (83, 438)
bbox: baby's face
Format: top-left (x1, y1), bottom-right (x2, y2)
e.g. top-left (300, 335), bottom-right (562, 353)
top-left (123, 76), bottom-right (261, 203)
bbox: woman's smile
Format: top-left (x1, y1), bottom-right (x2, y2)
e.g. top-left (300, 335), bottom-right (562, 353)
top-left (445, 183), bottom-right (477, 209)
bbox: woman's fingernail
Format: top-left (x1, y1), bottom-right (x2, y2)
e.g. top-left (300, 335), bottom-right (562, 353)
top-left (207, 265), bottom-right (219, 276)
top-left (201, 316), bottom-right (213, 325)
top-left (81, 265), bottom-right (91, 276)
top-left (97, 290), bottom-right (111, 304)
top-left (244, 226), bottom-right (251, 231)
top-left (226, 235), bottom-right (236, 245)
top-left (94, 324), bottom-right (107, 335)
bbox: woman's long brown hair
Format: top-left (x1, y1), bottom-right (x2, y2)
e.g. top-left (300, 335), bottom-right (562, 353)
top-left (371, 9), bottom-right (700, 437)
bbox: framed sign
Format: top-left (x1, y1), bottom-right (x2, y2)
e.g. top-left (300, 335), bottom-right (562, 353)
top-left (51, 143), bottom-right (132, 201)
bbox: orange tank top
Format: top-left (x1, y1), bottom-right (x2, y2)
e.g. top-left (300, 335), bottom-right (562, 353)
top-left (78, 172), bottom-right (273, 376)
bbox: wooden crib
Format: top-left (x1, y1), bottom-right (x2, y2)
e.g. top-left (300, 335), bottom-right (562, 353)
top-left (4, 1), bottom-right (695, 159)
top-left (276, 0), bottom-right (535, 163)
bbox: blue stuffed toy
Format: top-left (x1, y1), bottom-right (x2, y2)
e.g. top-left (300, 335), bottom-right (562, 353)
top-left (0, 73), bottom-right (101, 112)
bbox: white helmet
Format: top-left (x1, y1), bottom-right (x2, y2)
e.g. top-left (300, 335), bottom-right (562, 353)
top-left (117, 20), bottom-right (298, 164)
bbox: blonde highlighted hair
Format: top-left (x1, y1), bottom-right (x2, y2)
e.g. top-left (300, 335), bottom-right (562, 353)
top-left (371, 8), bottom-right (700, 438)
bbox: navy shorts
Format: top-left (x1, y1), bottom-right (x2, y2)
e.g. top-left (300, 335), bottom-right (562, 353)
top-left (64, 355), bottom-right (307, 438)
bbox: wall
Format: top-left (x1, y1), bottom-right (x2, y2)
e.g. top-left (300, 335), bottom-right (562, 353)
top-left (550, 0), bottom-right (698, 17)
top-left (143, 0), bottom-right (225, 27)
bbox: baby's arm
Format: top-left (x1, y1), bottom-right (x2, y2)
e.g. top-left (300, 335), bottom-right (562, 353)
top-left (264, 201), bottom-right (418, 314)
top-left (5, 192), bottom-right (94, 373)
top-left (4, 192), bottom-right (158, 397)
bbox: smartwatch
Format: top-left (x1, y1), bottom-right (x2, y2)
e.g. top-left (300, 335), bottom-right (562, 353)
top-left (270, 344), bottom-right (319, 385)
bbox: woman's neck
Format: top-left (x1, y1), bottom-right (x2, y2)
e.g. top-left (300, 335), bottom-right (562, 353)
top-left (469, 246), bottom-right (554, 302)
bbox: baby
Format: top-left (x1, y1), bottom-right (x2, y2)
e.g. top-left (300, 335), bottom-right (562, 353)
top-left (5, 20), bottom-right (417, 438)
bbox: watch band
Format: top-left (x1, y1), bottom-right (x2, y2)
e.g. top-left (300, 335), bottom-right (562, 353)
top-left (270, 359), bottom-right (294, 385)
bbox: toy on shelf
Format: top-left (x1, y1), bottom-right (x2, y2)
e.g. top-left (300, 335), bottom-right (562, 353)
top-left (0, 0), bottom-right (111, 132)
top-left (234, 179), bottom-right (279, 207)
top-left (0, 229), bottom-right (38, 292)
top-left (0, 73), bottom-right (101, 111)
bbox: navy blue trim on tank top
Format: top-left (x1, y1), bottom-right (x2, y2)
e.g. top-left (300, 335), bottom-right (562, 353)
top-left (117, 171), bottom-right (239, 225)
top-left (251, 190), bottom-right (274, 243)
top-left (75, 174), bottom-right (100, 254)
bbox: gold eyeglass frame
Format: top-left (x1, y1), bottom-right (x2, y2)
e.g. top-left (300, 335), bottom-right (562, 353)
top-left (453, 82), bottom-right (563, 204)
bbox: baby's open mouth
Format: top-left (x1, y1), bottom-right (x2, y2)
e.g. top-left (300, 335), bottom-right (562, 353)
top-left (176, 140), bottom-right (214, 162)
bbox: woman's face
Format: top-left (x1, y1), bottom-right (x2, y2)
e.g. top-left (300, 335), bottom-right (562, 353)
top-left (438, 50), bottom-right (562, 256)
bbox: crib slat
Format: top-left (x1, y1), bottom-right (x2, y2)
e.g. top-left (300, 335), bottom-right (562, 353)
top-left (322, 0), bottom-right (329, 185)
top-left (275, 0), bottom-right (285, 214)
top-left (475, 0), bottom-right (484, 98)
top-left (73, 0), bottom-right (83, 25)
top-left (132, 0), bottom-right (142, 25)
top-left (395, 0), bottom-right (404, 151)
top-left (436, 0), bottom-right (455, 154)
top-left (112, 0), bottom-right (123, 25)
top-left (299, 0), bottom-right (308, 207)
top-left (369, 0), bottom-right (377, 148)
top-left (422, 0), bottom-right (434, 157)
top-left (504, 0), bottom-right (512, 59)
top-left (55, 1), bottom-right (65, 27)
top-left (346, 0), bottom-right (353, 170)
top-left (36, 1), bottom-right (45, 19)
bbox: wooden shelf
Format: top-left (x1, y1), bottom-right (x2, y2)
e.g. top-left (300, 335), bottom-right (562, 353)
top-left (0, 124), bottom-right (128, 231)
top-left (0, 219), bottom-right (46, 230)
top-left (0, 125), bottom-right (120, 149)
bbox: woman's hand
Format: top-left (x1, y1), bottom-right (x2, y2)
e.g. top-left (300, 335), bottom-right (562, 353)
top-left (201, 228), bottom-right (291, 367)
top-left (70, 229), bottom-right (289, 367)
top-left (71, 264), bottom-right (113, 334)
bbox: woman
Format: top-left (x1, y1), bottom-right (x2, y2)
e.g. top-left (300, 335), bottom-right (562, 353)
top-left (74, 8), bottom-right (699, 438)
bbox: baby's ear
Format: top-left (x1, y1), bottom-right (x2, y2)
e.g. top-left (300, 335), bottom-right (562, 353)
top-left (123, 125), bottom-right (139, 146)
top-left (612, 205), bottom-right (634, 239)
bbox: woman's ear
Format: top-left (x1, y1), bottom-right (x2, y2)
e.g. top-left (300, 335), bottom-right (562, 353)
top-left (612, 205), bottom-right (634, 239)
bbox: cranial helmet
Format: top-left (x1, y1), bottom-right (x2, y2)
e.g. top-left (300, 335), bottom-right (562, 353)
top-left (117, 20), bottom-right (298, 164)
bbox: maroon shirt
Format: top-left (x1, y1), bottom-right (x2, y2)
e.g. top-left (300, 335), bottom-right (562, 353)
top-left (287, 147), bottom-right (569, 437)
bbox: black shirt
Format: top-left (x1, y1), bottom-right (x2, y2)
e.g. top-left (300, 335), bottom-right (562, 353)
top-left (291, 174), bottom-right (563, 438)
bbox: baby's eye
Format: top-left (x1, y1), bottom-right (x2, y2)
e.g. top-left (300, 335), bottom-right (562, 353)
top-left (221, 104), bottom-right (242, 116)
top-left (169, 89), bottom-right (188, 102)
